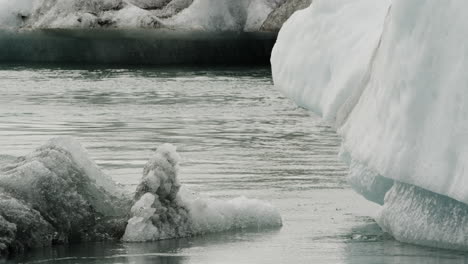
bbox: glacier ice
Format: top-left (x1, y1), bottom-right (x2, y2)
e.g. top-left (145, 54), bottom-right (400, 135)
top-left (0, 0), bottom-right (308, 31)
top-left (260, 0), bottom-right (311, 32)
top-left (272, 0), bottom-right (468, 249)
top-left (271, 0), bottom-right (391, 123)
top-left (0, 138), bottom-right (281, 256)
top-left (124, 143), bottom-right (282, 242)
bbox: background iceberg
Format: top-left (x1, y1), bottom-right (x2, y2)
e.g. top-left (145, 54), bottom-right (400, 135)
top-left (0, 0), bottom-right (310, 31)
top-left (272, 0), bottom-right (468, 249)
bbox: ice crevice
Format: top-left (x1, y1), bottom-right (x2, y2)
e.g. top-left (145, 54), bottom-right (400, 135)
top-left (272, 0), bottom-right (468, 249)
top-left (0, 137), bottom-right (282, 257)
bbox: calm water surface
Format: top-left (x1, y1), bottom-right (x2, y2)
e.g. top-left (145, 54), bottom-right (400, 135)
top-left (0, 66), bottom-right (466, 263)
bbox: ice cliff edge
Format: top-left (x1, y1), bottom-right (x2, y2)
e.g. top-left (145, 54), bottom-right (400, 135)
top-left (272, 0), bottom-right (468, 250)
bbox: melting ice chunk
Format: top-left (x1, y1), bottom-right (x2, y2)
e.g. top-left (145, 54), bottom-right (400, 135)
top-left (123, 143), bottom-right (282, 242)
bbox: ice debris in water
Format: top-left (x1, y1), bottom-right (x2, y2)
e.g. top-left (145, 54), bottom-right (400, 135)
top-left (0, 136), bottom-right (281, 256)
top-left (271, 0), bottom-right (468, 250)
top-left (0, 137), bottom-right (131, 257)
top-left (124, 143), bottom-right (282, 242)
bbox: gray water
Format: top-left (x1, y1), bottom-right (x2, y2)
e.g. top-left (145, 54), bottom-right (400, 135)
top-left (1, 66), bottom-right (467, 263)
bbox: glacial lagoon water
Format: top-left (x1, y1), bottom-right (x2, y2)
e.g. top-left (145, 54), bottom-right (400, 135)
top-left (0, 66), bottom-right (467, 263)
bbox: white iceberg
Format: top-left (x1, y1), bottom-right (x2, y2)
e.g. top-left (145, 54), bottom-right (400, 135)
top-left (272, 0), bottom-right (468, 249)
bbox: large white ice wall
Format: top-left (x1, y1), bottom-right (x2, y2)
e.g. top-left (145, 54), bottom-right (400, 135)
top-left (272, 0), bottom-right (468, 249)
top-left (273, 0), bottom-right (468, 204)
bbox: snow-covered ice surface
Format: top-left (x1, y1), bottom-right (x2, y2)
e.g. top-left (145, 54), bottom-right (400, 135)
top-left (0, 0), bottom-right (306, 31)
top-left (272, 0), bottom-right (468, 250)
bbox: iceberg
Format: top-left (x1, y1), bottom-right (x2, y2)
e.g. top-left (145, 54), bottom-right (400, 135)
top-left (0, 137), bottom-right (130, 256)
top-left (123, 143), bottom-right (282, 242)
top-left (272, 0), bottom-right (468, 249)
top-left (0, 0), bottom-right (309, 32)
top-left (0, 137), bottom-right (281, 257)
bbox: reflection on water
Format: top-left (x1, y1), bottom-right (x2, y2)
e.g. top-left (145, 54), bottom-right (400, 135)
top-left (1, 66), bottom-right (467, 263)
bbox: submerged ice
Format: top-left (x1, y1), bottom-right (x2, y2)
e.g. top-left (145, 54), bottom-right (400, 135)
top-left (272, 0), bottom-right (468, 250)
top-left (0, 137), bottom-right (281, 256)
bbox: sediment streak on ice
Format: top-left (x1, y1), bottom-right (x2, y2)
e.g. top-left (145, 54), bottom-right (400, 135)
top-left (0, 0), bottom-right (308, 32)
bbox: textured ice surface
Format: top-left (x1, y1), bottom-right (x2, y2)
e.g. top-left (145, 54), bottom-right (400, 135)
top-left (272, 0), bottom-right (468, 249)
top-left (124, 143), bottom-right (282, 242)
top-left (377, 182), bottom-right (468, 251)
top-left (0, 137), bottom-right (130, 256)
top-left (0, 0), bottom-right (305, 31)
top-left (167, 0), bottom-right (285, 31)
top-left (0, 0), bottom-right (32, 28)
